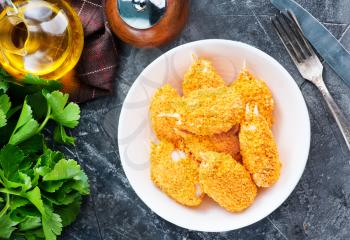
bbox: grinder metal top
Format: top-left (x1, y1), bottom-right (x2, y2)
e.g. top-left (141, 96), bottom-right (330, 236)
top-left (118, 0), bottom-right (167, 29)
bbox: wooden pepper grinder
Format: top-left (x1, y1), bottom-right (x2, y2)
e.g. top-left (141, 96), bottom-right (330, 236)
top-left (105, 0), bottom-right (189, 48)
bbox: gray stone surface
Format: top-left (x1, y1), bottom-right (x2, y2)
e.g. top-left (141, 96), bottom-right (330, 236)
top-left (61, 0), bottom-right (350, 239)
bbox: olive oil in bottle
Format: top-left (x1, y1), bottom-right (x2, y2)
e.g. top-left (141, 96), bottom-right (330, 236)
top-left (0, 0), bottom-right (84, 80)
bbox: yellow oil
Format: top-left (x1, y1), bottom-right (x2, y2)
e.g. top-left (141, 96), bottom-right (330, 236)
top-left (0, 0), bottom-right (84, 80)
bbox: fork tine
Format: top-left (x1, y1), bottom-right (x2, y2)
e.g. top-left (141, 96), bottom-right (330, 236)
top-left (272, 16), bottom-right (302, 64)
top-left (285, 12), bottom-right (313, 57)
top-left (278, 14), bottom-right (310, 61)
top-left (285, 11), bottom-right (324, 62)
top-left (280, 13), bottom-right (311, 59)
top-left (286, 11), bottom-right (315, 57)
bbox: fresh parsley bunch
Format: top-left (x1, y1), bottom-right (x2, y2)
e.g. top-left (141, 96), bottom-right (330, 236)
top-left (0, 69), bottom-right (90, 240)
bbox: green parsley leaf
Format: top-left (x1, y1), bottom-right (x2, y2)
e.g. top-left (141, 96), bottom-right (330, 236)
top-left (10, 205), bottom-right (41, 225)
top-left (19, 215), bottom-right (42, 231)
top-left (32, 149), bottom-right (64, 187)
top-left (10, 119), bottom-right (40, 146)
top-left (0, 171), bottom-right (32, 192)
top-left (23, 75), bottom-right (62, 91)
top-left (0, 170), bottom-right (22, 189)
top-left (0, 120), bottom-right (15, 146)
top-left (70, 171), bottom-right (90, 195)
top-left (17, 172), bottom-right (32, 191)
top-left (18, 134), bottom-right (44, 155)
top-left (54, 196), bottom-right (81, 227)
top-left (44, 91), bottom-right (80, 128)
top-left (27, 92), bottom-right (48, 120)
top-left (0, 81), bottom-right (9, 94)
top-left (44, 191), bottom-right (80, 206)
top-left (42, 206), bottom-right (62, 240)
top-left (0, 110), bottom-right (6, 128)
top-left (41, 181), bottom-right (64, 193)
top-left (54, 125), bottom-right (75, 145)
top-left (43, 159), bottom-right (82, 181)
top-left (19, 228), bottom-right (45, 240)
top-left (0, 68), bottom-right (12, 92)
top-left (10, 196), bottom-right (30, 211)
top-left (9, 99), bottom-right (39, 145)
top-left (0, 145), bottom-right (24, 179)
top-left (25, 187), bottom-right (62, 240)
top-left (0, 94), bottom-right (11, 114)
top-left (5, 105), bottom-right (21, 120)
top-left (37, 148), bottom-right (65, 171)
top-left (0, 68), bottom-right (12, 80)
top-left (25, 187), bottom-right (44, 213)
top-left (0, 213), bottom-right (17, 239)
top-left (0, 94), bottom-right (11, 128)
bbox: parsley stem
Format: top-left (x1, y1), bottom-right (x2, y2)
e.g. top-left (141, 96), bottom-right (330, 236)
top-left (37, 104), bottom-right (51, 133)
top-left (6, 105), bottom-right (22, 119)
top-left (0, 193), bottom-right (10, 217)
top-left (0, 188), bottom-right (22, 196)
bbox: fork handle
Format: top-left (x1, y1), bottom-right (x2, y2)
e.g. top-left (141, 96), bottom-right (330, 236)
top-left (315, 77), bottom-right (350, 151)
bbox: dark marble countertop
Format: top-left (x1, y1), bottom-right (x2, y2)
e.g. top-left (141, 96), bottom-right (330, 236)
top-left (60, 0), bottom-right (350, 239)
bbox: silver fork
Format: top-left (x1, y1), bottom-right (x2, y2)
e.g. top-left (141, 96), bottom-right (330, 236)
top-left (272, 11), bottom-right (350, 151)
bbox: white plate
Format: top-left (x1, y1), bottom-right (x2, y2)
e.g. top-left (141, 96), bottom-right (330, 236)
top-left (118, 40), bottom-right (310, 232)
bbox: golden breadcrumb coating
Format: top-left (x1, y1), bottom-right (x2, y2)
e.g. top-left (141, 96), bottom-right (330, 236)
top-left (182, 59), bottom-right (226, 96)
top-left (199, 152), bottom-right (257, 212)
top-left (150, 140), bottom-right (204, 206)
top-left (209, 126), bottom-right (241, 161)
top-left (176, 126), bottom-right (241, 162)
top-left (149, 62), bottom-right (281, 211)
top-left (177, 86), bottom-right (244, 135)
top-left (239, 105), bottom-right (281, 187)
top-left (232, 69), bottom-right (274, 127)
top-left (150, 84), bottom-right (182, 144)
